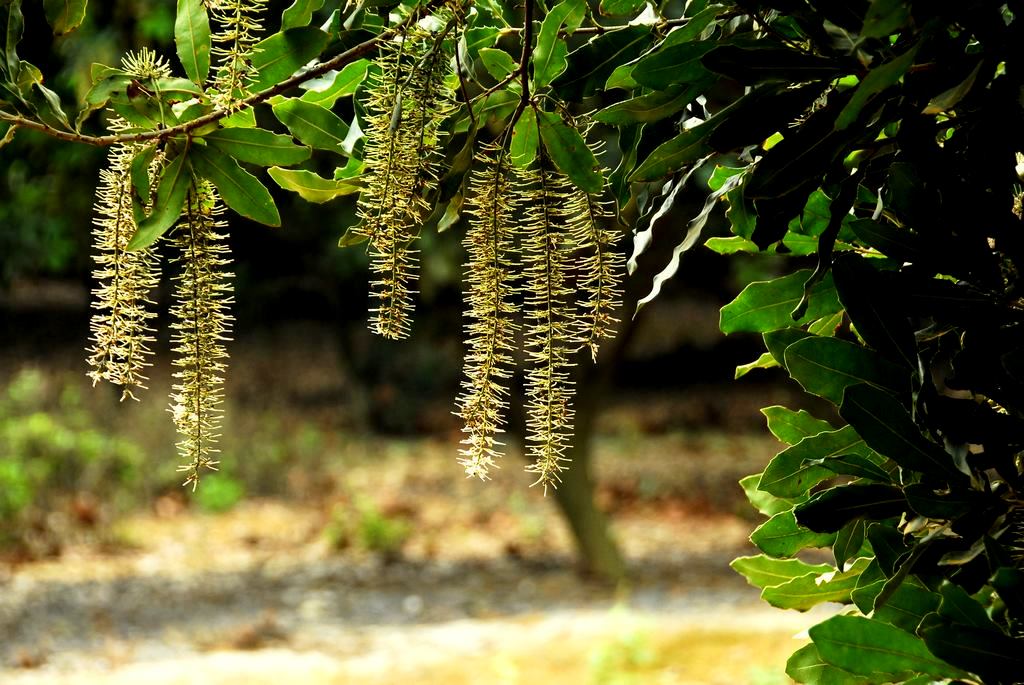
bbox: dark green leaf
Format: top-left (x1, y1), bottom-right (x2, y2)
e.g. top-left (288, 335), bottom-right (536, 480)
top-left (272, 98), bottom-right (349, 152)
top-left (129, 153), bottom-right (192, 251)
top-left (872, 577), bottom-right (939, 633)
top-left (834, 519), bottom-right (867, 569)
top-left (720, 270), bottom-right (842, 334)
top-left (832, 254), bottom-right (916, 368)
top-left (763, 328), bottom-right (811, 367)
top-left (478, 47), bottom-right (518, 80)
top-left (267, 167), bottom-right (361, 203)
top-left (809, 615), bottom-right (967, 680)
top-left (594, 83), bottom-right (703, 125)
top-left (936, 581), bottom-right (1002, 631)
top-left (814, 454), bottom-right (892, 482)
top-left (750, 509), bottom-right (836, 558)
top-left (536, 110), bottom-right (603, 193)
top-left (191, 146), bottom-right (280, 226)
top-left (205, 127), bottom-right (311, 167)
top-left (551, 26), bottom-right (652, 100)
top-left (919, 614), bottom-right (1024, 683)
top-left (795, 483), bottom-right (906, 533)
top-left (628, 119), bottom-right (714, 181)
top-left (248, 27), bottom-right (329, 92)
top-left (701, 44), bottom-right (845, 84)
top-left (761, 406), bottom-right (833, 445)
top-left (835, 44), bottom-right (917, 131)
top-left (759, 426), bottom-right (873, 498)
top-left (903, 484), bottom-right (994, 519)
top-left (281, 0), bottom-right (324, 29)
top-left (175, 0), bottom-right (211, 85)
top-left (861, 0), bottom-right (910, 39)
top-left (840, 384), bottom-right (967, 481)
top-left (784, 338), bottom-right (909, 405)
top-left (43, 0), bottom-right (87, 35)
top-left (1, 0), bottom-right (24, 77)
top-left (632, 40), bottom-right (716, 90)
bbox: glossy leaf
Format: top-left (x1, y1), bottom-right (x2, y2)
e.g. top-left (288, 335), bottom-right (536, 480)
top-left (739, 474), bottom-right (794, 517)
top-left (248, 27), bottom-right (329, 92)
top-left (552, 26), bottom-right (652, 100)
top-left (191, 146), bottom-right (280, 227)
top-left (833, 519), bottom-right (867, 570)
top-left (730, 554), bottom-right (832, 590)
top-left (205, 127), bottom-right (311, 166)
top-left (594, 83), bottom-right (702, 125)
top-left (510, 108), bottom-right (538, 169)
top-left (872, 577), bottom-right (939, 633)
top-left (810, 615), bottom-right (966, 681)
top-left (536, 110), bottom-right (603, 193)
top-left (720, 270), bottom-right (842, 334)
top-left (835, 44), bottom-right (918, 130)
top-left (267, 167), bottom-right (361, 203)
top-left (129, 153), bottom-right (192, 251)
top-left (758, 426), bottom-right (873, 498)
top-left (43, 0), bottom-right (87, 35)
top-left (300, 60), bottom-right (369, 107)
top-left (786, 643), bottom-right (871, 685)
top-left (628, 119), bottom-right (714, 181)
top-left (761, 557), bottom-right (870, 611)
top-left (734, 351), bottom-right (777, 378)
top-left (795, 483), bottom-right (906, 533)
top-left (532, 0), bottom-right (585, 90)
top-left (750, 509), bottom-right (835, 558)
top-left (840, 384), bottom-right (967, 481)
top-left (761, 406), bottom-right (833, 445)
top-left (281, 0), bottom-right (324, 29)
top-left (478, 47), bottom-right (518, 79)
top-left (175, 0), bottom-right (211, 85)
top-left (784, 338), bottom-right (909, 405)
top-left (631, 40), bottom-right (716, 90)
top-left (272, 98), bottom-right (349, 152)
top-left (919, 615), bottom-right (1024, 684)
top-left (598, 0), bottom-right (645, 17)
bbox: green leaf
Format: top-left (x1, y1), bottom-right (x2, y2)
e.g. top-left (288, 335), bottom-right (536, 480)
top-left (281, 0), bottom-right (324, 29)
top-left (1, 0), bottom-right (24, 77)
top-left (833, 519), bottom-right (866, 570)
top-left (872, 577), bottom-right (939, 633)
top-left (248, 27), bottom-right (329, 92)
top-left (795, 483), bottom-right (906, 533)
top-left (175, 0), bottom-right (211, 85)
top-left (510, 108), bottom-right (538, 169)
top-left (835, 44), bottom-right (918, 131)
top-left (731, 554), bottom-right (832, 590)
top-left (594, 83), bottom-right (702, 125)
top-left (599, 0), bottom-right (646, 17)
top-left (739, 473), bottom-right (794, 517)
top-left (272, 98), bottom-right (349, 152)
top-left (832, 255), bottom-right (916, 368)
top-left (552, 26), bottom-right (652, 100)
top-left (205, 127), bottom-right (311, 166)
top-left (191, 146), bottom-right (280, 227)
top-left (705, 236), bottom-right (758, 255)
top-left (761, 406), bottom-right (833, 445)
top-left (758, 426), bottom-right (873, 498)
top-left (813, 454), bottom-right (892, 482)
top-left (300, 60), bottom-right (369, 107)
top-left (861, 0), bottom-right (911, 39)
top-left (267, 167), bottom-right (362, 203)
top-left (701, 44), bottom-right (845, 84)
top-left (632, 40), bottom-right (716, 90)
top-left (786, 643), bottom-right (872, 685)
top-left (532, 0), bottom-right (585, 90)
top-left (762, 557), bottom-right (869, 611)
top-left (719, 270), bottom-right (842, 334)
top-left (923, 62), bottom-right (982, 115)
top-left (810, 615), bottom-right (966, 681)
top-left (43, 0), bottom-right (87, 35)
top-left (936, 581), bottom-right (1002, 632)
top-left (478, 47), bottom-right (518, 80)
top-left (763, 329), bottom-right (810, 367)
top-left (437, 193), bottom-right (463, 233)
top-left (750, 509), bottom-right (836, 558)
top-left (536, 110), bottom-right (603, 193)
top-left (784, 338), bottom-right (909, 405)
top-left (840, 384), bottom-right (967, 480)
top-left (919, 614), bottom-right (1024, 684)
top-left (734, 351), bottom-right (777, 379)
top-left (129, 153), bottom-right (192, 251)
top-left (628, 119), bottom-right (714, 181)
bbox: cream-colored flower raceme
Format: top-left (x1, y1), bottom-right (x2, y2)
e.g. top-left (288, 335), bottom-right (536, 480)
top-left (354, 17), bottom-right (458, 340)
top-left (169, 179), bottom-right (235, 490)
top-left (517, 157), bottom-right (584, 492)
top-left (455, 144), bottom-right (520, 480)
top-left (209, 0), bottom-right (268, 108)
top-left (85, 139), bottom-right (162, 401)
